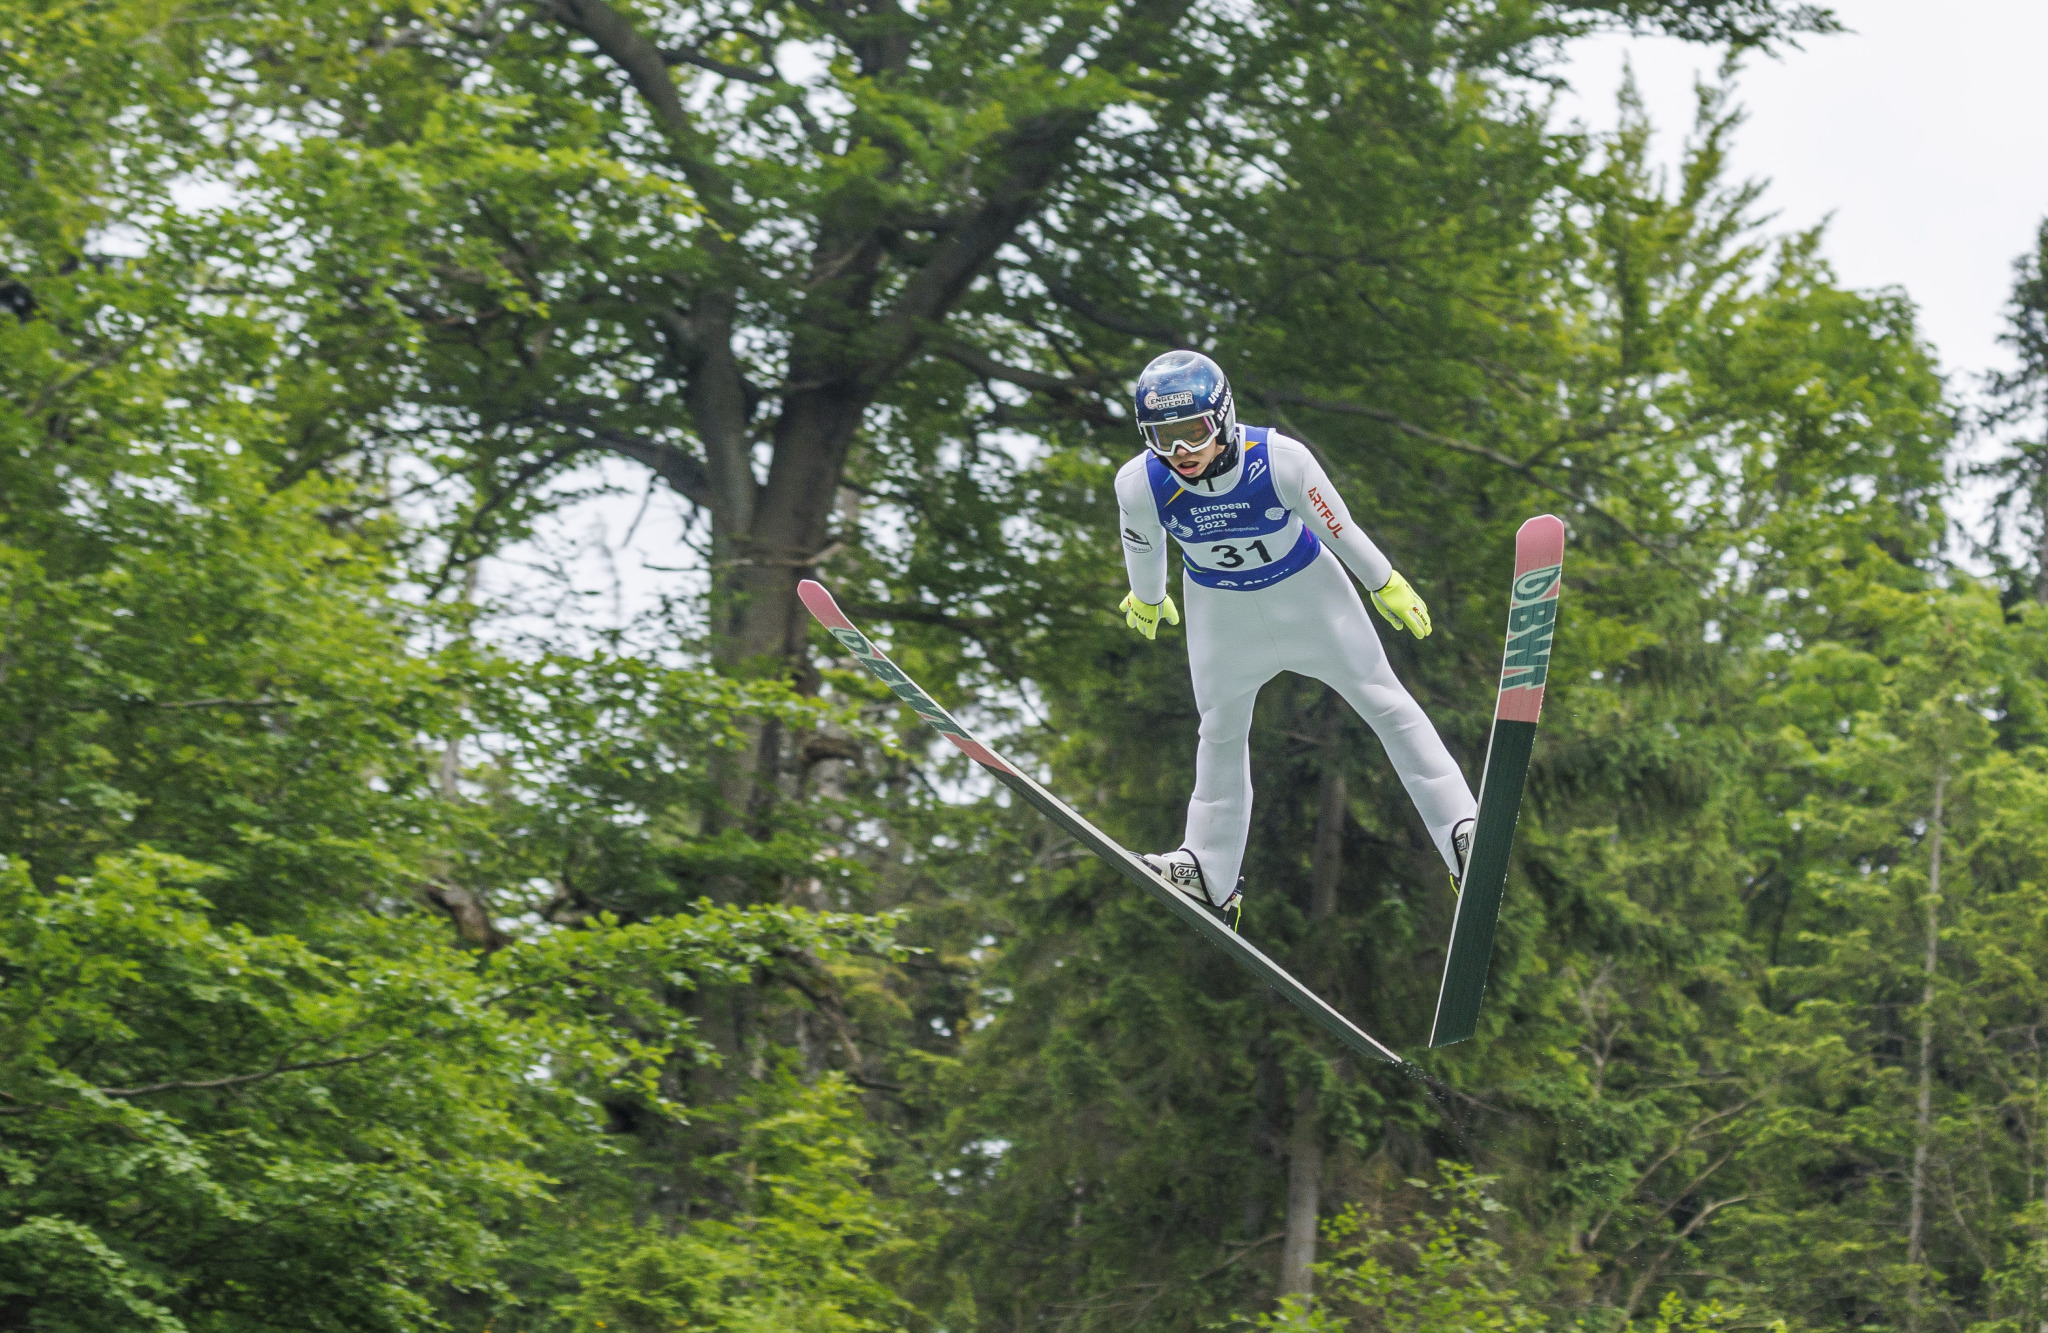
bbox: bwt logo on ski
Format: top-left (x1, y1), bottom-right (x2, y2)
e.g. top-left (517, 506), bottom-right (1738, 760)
top-left (1499, 564), bottom-right (1561, 691)
top-left (827, 627), bottom-right (971, 739)
top-left (1144, 389), bottom-right (1195, 410)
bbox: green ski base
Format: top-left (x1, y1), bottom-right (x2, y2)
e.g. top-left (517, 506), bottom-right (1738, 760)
top-left (1428, 718), bottom-right (1536, 1046)
top-left (1428, 514), bottom-right (1564, 1048)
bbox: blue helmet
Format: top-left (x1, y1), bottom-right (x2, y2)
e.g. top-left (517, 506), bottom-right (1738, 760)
top-left (1134, 350), bottom-right (1240, 484)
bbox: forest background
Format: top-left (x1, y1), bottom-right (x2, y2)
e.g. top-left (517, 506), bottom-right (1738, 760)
top-left (8, 0), bottom-right (2048, 1327)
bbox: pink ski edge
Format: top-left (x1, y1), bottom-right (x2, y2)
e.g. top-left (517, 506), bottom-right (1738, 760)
top-left (1512, 513), bottom-right (1566, 572)
top-left (946, 734), bottom-right (1017, 775)
top-left (1494, 515), bottom-right (1564, 724)
top-left (797, 578), bottom-right (853, 630)
top-left (798, 578), bottom-right (1020, 777)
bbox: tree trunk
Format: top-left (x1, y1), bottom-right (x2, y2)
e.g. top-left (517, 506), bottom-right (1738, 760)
top-left (1310, 750), bottom-right (1345, 923)
top-left (1281, 743), bottom-right (1347, 1299)
top-left (703, 388), bottom-right (867, 826)
top-left (1908, 758), bottom-right (1946, 1322)
top-left (1280, 1096), bottom-right (1323, 1299)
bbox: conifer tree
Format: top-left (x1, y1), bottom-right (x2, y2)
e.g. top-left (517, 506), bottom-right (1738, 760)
top-left (1982, 220), bottom-right (2048, 600)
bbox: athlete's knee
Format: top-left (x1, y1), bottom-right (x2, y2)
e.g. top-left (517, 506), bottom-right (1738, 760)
top-left (1348, 685), bottom-right (1426, 728)
top-left (1196, 709), bottom-right (1258, 744)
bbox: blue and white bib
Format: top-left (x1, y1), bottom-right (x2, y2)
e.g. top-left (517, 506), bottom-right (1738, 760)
top-left (1146, 427), bottom-right (1321, 592)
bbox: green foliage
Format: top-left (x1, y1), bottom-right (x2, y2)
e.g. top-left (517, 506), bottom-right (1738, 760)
top-left (0, 848), bottom-right (890, 1330)
top-left (1249, 1169), bottom-right (1785, 1333)
top-left (553, 1070), bottom-right (913, 1333)
top-left (1252, 1168), bottom-right (1544, 1333)
top-left (26, 0), bottom-right (2048, 1328)
top-left (1980, 218), bottom-right (2048, 595)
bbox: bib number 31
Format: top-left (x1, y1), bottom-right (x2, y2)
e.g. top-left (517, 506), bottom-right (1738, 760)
top-left (1209, 539), bottom-right (1274, 569)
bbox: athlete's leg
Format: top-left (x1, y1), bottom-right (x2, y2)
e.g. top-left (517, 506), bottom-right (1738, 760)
top-left (1179, 577), bottom-right (1282, 896)
top-left (1267, 552), bottom-right (1477, 874)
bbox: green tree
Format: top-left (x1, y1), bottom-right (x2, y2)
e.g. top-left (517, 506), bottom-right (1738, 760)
top-left (200, 0), bottom-right (1837, 817)
top-left (1980, 218), bottom-right (2048, 600)
top-left (880, 71), bottom-right (1954, 1330)
top-left (3, 9), bottom-right (923, 1321)
top-left (0, 848), bottom-right (894, 1331)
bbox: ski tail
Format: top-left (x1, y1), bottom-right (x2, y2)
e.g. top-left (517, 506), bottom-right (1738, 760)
top-left (798, 579), bottom-right (1402, 1065)
top-left (1427, 515), bottom-right (1564, 1048)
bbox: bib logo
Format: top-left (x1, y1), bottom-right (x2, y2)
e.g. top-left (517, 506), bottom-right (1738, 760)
top-left (1265, 507), bottom-right (1286, 520)
top-left (1500, 563), bottom-right (1561, 691)
top-left (1246, 457), bottom-right (1268, 483)
top-left (1165, 517), bottom-right (1195, 540)
top-left (1144, 389), bottom-right (1196, 411)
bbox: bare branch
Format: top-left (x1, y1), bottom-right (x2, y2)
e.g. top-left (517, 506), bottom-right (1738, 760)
top-left (583, 428), bottom-right (716, 509)
top-left (1039, 275), bottom-right (1190, 346)
top-left (1619, 1196), bottom-right (1749, 1320)
top-left (97, 1049), bottom-right (389, 1098)
top-left (865, 0), bottom-right (1198, 374)
top-left (428, 443), bottom-right (582, 596)
top-left (1257, 389), bottom-right (1543, 475)
top-left (1586, 1099), bottom-right (1757, 1247)
top-left (540, 0), bottom-right (736, 219)
top-left (69, 697), bottom-right (300, 712)
top-left (938, 344), bottom-right (1118, 424)
top-left (837, 600), bottom-right (999, 634)
top-left (423, 880), bottom-right (510, 951)
top-left (775, 950), bottom-right (869, 1076)
top-left (660, 45), bottom-right (776, 85)
top-left (1255, 389), bottom-right (1676, 558)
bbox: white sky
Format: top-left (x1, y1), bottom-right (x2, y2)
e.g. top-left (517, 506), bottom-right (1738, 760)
top-left (1552, 0), bottom-right (2048, 391)
top-left (487, 2), bottom-right (2048, 626)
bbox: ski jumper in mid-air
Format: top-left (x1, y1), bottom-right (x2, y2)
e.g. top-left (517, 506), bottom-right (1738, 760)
top-left (1116, 350), bottom-right (1478, 920)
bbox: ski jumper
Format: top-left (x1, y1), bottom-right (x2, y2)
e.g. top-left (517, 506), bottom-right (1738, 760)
top-left (1115, 428), bottom-right (1478, 889)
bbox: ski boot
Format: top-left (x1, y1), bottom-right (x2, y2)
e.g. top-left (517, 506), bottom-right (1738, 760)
top-left (1449, 817), bottom-right (1476, 895)
top-left (1144, 848), bottom-right (1244, 931)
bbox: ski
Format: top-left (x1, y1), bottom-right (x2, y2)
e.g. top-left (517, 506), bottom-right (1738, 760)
top-left (799, 579), bottom-right (1402, 1066)
top-left (1428, 515), bottom-right (1566, 1048)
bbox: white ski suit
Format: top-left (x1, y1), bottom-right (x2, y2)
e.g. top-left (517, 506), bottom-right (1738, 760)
top-left (1115, 426), bottom-right (1477, 892)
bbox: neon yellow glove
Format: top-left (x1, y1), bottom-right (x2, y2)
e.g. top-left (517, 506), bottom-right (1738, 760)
top-left (1119, 591), bottom-right (1180, 640)
top-left (1371, 570), bottom-right (1432, 639)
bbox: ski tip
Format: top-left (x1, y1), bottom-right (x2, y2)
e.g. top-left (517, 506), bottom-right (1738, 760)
top-left (1516, 513), bottom-right (1565, 551)
top-left (797, 579), bottom-right (854, 631)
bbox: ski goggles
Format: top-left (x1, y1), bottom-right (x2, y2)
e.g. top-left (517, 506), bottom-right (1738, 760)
top-left (1140, 413), bottom-right (1223, 458)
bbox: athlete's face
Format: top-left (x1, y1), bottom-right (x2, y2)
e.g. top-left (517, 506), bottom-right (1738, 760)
top-left (1170, 439), bottom-right (1225, 476)
top-left (1151, 417), bottom-right (1225, 476)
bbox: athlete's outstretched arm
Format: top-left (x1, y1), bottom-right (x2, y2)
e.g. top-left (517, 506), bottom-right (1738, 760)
top-left (1114, 459), bottom-right (1170, 605)
top-left (1270, 438), bottom-right (1394, 591)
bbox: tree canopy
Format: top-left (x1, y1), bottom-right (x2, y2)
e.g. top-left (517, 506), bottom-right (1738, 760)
top-left (16, 0), bottom-right (2048, 1327)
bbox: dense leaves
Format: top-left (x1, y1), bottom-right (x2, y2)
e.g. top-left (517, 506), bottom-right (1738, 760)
top-left (14, 0), bottom-right (2048, 1327)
